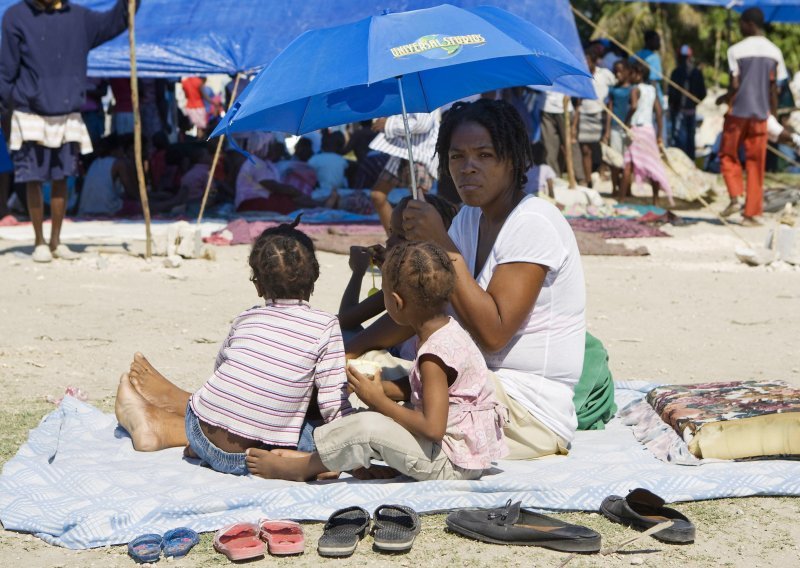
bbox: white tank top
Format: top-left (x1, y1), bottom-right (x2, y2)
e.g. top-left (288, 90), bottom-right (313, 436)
top-left (631, 83), bottom-right (656, 127)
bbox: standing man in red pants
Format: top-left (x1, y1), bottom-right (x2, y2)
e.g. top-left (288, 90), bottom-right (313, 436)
top-left (718, 7), bottom-right (786, 226)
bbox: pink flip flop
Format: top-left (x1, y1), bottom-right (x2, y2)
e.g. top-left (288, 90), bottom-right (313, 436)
top-left (213, 522), bottom-right (265, 561)
top-left (259, 519), bottom-right (305, 555)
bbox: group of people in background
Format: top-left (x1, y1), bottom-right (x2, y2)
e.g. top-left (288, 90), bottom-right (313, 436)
top-left (0, 1), bottom-right (794, 264)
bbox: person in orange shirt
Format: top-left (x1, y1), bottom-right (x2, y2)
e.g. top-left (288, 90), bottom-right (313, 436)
top-left (181, 76), bottom-right (211, 137)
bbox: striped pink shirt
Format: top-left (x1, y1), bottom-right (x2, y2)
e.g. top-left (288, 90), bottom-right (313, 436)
top-left (190, 300), bottom-right (352, 447)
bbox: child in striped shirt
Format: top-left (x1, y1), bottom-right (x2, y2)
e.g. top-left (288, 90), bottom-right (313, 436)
top-left (114, 220), bottom-right (352, 475)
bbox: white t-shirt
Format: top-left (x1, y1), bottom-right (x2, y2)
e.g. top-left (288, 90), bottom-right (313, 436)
top-left (581, 67), bottom-right (616, 115)
top-left (448, 195), bottom-right (586, 443)
top-left (308, 152), bottom-right (348, 190)
top-left (543, 91), bottom-right (574, 114)
top-left (523, 164), bottom-right (556, 196)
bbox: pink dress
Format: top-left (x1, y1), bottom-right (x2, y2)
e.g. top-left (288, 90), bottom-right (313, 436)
top-left (409, 318), bottom-right (508, 470)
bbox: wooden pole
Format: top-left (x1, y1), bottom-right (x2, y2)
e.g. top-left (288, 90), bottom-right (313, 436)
top-left (197, 73), bottom-right (242, 225)
top-left (563, 95), bottom-right (577, 189)
top-left (128, 0), bottom-right (152, 258)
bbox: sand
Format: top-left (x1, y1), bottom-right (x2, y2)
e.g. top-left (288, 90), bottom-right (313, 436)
top-left (1, 212), bottom-right (799, 567)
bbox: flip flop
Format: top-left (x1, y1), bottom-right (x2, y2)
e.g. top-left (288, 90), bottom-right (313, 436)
top-left (213, 522), bottom-right (265, 561)
top-left (372, 504), bottom-right (421, 552)
top-left (127, 533), bottom-right (163, 564)
top-left (162, 527), bottom-right (199, 558)
top-left (317, 506), bottom-right (371, 558)
top-left (259, 519), bottom-right (305, 555)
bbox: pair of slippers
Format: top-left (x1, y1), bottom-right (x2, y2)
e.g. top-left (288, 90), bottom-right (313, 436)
top-left (319, 504), bottom-right (420, 557)
top-left (127, 527), bottom-right (199, 564)
top-left (600, 488), bottom-right (696, 544)
top-left (214, 519), bottom-right (305, 561)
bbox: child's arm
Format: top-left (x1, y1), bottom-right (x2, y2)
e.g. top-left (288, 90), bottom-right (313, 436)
top-left (603, 98), bottom-right (613, 144)
top-left (625, 87), bottom-right (640, 127)
top-left (315, 320), bottom-right (354, 421)
top-left (654, 92), bottom-right (664, 145)
top-left (338, 246), bottom-right (385, 330)
top-left (348, 355), bottom-right (449, 442)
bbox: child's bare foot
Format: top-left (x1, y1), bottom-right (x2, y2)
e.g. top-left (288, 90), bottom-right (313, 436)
top-left (269, 449), bottom-right (341, 480)
top-left (183, 444), bottom-right (199, 459)
top-left (115, 373), bottom-right (168, 452)
top-left (129, 352), bottom-right (191, 414)
top-left (350, 465), bottom-right (399, 480)
top-left (245, 447), bottom-right (326, 481)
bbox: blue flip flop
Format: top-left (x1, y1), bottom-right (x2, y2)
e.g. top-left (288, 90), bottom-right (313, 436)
top-left (163, 527), bottom-right (200, 558)
top-left (128, 533), bottom-right (163, 564)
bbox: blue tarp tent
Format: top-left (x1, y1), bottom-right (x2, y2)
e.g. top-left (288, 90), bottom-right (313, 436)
top-left (618, 1), bottom-right (800, 23)
top-left (0, 0), bottom-right (592, 96)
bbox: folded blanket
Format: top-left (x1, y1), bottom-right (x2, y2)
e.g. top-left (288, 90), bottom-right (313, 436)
top-left (645, 381), bottom-right (800, 460)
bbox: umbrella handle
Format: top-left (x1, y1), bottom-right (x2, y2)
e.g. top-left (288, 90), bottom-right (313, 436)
top-left (396, 76), bottom-right (421, 201)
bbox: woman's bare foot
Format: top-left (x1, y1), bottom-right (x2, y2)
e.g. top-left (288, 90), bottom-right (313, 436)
top-left (245, 447), bottom-right (326, 481)
top-left (115, 373), bottom-right (188, 451)
top-left (128, 352), bottom-right (191, 414)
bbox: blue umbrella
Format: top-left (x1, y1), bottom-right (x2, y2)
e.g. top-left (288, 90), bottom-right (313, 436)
top-left (211, 3), bottom-right (590, 199)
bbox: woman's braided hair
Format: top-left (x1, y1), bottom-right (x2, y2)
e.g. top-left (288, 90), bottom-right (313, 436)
top-left (436, 99), bottom-right (534, 193)
top-left (395, 193), bottom-right (459, 230)
top-left (382, 241), bottom-right (455, 308)
top-left (248, 215), bottom-right (319, 300)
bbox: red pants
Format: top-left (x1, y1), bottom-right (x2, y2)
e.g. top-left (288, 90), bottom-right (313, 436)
top-left (719, 115), bottom-right (767, 218)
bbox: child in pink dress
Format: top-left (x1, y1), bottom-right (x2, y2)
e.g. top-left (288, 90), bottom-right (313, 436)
top-left (245, 241), bottom-right (507, 481)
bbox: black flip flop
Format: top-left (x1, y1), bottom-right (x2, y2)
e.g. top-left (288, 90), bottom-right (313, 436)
top-left (446, 500), bottom-right (601, 553)
top-left (600, 488), bottom-right (695, 544)
top-left (317, 506), bottom-right (371, 558)
top-left (372, 504), bottom-right (421, 553)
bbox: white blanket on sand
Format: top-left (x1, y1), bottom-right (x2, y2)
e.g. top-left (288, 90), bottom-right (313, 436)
top-left (1, 381), bottom-right (799, 549)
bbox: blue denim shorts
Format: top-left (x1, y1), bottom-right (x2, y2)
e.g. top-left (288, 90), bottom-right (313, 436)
top-left (185, 405), bottom-right (320, 474)
top-left (185, 405), bottom-right (249, 476)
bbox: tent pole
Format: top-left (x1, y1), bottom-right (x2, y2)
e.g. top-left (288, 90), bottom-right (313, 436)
top-left (396, 76), bottom-right (420, 201)
top-left (197, 73), bottom-right (242, 225)
top-left (563, 95), bottom-right (577, 189)
top-left (128, 0), bottom-right (152, 258)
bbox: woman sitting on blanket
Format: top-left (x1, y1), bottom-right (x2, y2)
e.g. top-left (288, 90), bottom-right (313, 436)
top-left (346, 99), bottom-right (588, 459)
top-left (338, 193), bottom-right (459, 339)
top-left (245, 241), bottom-right (507, 481)
top-left (114, 220), bottom-right (352, 475)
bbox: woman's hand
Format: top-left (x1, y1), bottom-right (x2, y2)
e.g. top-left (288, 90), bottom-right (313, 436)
top-left (401, 199), bottom-right (452, 249)
top-left (347, 367), bottom-right (388, 409)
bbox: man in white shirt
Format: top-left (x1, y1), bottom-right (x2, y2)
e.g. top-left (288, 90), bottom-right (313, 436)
top-left (540, 91), bottom-right (585, 185)
top-left (718, 7), bottom-right (787, 225)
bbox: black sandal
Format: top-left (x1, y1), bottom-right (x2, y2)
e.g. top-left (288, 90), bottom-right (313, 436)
top-left (372, 504), bottom-right (421, 553)
top-left (317, 506), bottom-right (371, 557)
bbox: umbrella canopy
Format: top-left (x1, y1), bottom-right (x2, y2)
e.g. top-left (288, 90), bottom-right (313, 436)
top-left (212, 4), bottom-right (591, 138)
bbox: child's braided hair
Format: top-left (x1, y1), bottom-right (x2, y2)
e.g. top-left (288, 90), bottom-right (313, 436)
top-left (382, 241), bottom-right (455, 307)
top-left (436, 99), bottom-right (534, 193)
top-left (248, 215), bottom-right (319, 300)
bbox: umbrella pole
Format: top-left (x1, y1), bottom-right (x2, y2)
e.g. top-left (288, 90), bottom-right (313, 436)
top-left (197, 73), bottom-right (242, 225)
top-left (396, 76), bottom-right (420, 201)
top-left (127, 0), bottom-right (152, 258)
top-left (563, 95), bottom-right (577, 189)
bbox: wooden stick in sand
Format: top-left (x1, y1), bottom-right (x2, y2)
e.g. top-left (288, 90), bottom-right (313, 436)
top-left (196, 73), bottom-right (242, 225)
top-left (558, 520), bottom-right (674, 568)
top-left (563, 95), bottom-right (578, 189)
top-left (127, 0), bottom-right (152, 258)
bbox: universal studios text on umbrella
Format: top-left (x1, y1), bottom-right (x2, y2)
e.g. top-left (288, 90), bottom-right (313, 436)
top-left (390, 34), bottom-right (486, 59)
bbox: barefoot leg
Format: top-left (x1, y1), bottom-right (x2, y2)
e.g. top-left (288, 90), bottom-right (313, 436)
top-left (129, 352), bottom-right (191, 415)
top-left (245, 447), bottom-right (327, 481)
top-left (115, 373), bottom-right (188, 451)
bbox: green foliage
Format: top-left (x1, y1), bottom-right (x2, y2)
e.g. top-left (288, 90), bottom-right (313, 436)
top-left (572, 1), bottom-right (800, 87)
